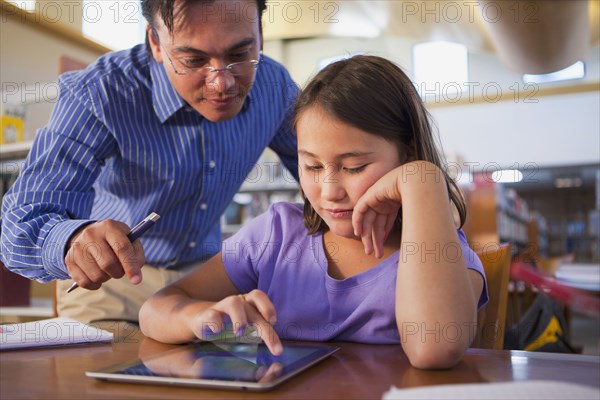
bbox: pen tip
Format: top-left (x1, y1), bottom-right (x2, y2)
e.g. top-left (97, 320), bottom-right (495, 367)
top-left (66, 283), bottom-right (78, 293)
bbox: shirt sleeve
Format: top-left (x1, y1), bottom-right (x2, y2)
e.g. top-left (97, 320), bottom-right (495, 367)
top-left (0, 76), bottom-right (115, 282)
top-left (458, 230), bottom-right (490, 310)
top-left (221, 206), bottom-right (281, 294)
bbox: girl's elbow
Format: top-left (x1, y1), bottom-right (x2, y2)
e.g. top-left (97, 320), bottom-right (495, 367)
top-left (405, 342), bottom-right (467, 370)
top-left (138, 301), bottom-right (152, 337)
top-left (138, 297), bottom-right (162, 339)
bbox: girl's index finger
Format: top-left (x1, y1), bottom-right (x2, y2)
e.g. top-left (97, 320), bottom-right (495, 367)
top-left (241, 291), bottom-right (283, 355)
top-left (352, 201), bottom-right (369, 237)
top-left (255, 321), bottom-right (283, 355)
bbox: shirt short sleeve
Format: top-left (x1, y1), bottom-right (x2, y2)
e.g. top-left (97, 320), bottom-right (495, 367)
top-left (221, 207), bottom-right (278, 294)
top-left (458, 230), bottom-right (490, 310)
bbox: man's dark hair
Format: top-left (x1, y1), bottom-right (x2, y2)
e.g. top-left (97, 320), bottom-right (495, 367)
top-left (142, 0), bottom-right (268, 45)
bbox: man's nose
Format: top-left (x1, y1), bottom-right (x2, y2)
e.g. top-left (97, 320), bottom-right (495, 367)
top-left (205, 67), bottom-right (236, 94)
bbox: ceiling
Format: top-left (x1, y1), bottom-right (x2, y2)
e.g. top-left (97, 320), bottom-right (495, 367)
top-left (263, 1), bottom-right (600, 190)
top-left (264, 0), bottom-right (600, 74)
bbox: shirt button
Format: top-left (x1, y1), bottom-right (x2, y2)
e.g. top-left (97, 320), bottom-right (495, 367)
top-left (200, 203), bottom-right (208, 210)
top-left (189, 241), bottom-right (197, 248)
top-left (185, 106), bottom-right (194, 112)
top-left (208, 160), bottom-right (216, 169)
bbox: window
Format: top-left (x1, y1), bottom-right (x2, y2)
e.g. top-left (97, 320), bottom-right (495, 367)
top-left (82, 0), bottom-right (146, 51)
top-left (412, 41), bottom-right (468, 101)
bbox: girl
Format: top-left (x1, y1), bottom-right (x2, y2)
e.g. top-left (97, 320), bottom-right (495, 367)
top-left (140, 55), bottom-right (488, 370)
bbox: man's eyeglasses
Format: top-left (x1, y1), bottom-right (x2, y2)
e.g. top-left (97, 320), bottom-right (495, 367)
top-left (161, 45), bottom-right (260, 78)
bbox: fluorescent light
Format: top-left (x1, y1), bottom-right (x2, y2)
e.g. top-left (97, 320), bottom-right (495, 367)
top-left (492, 170), bottom-right (523, 183)
top-left (413, 41), bottom-right (468, 98)
top-left (523, 61), bottom-right (585, 84)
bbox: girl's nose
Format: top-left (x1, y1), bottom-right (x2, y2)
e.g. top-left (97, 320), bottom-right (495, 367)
top-left (321, 167), bottom-right (346, 201)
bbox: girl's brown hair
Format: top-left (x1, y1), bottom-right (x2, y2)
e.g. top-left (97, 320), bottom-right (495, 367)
top-left (293, 55), bottom-right (466, 234)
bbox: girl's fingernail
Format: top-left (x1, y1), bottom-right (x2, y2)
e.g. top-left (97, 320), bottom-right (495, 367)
top-left (205, 323), bottom-right (219, 334)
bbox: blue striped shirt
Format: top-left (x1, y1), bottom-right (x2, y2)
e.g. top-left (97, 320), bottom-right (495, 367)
top-left (1, 44), bottom-right (299, 282)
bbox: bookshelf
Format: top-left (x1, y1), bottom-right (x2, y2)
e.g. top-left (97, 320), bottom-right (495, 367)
top-left (462, 176), bottom-right (548, 260)
top-left (514, 176), bottom-right (599, 263)
top-left (221, 149), bottom-right (300, 237)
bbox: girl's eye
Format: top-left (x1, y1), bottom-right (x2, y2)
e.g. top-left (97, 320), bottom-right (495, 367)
top-left (304, 164), bottom-right (322, 171)
top-left (344, 164), bottom-right (368, 174)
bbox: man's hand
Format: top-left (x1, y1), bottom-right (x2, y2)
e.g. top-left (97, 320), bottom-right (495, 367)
top-left (65, 220), bottom-right (145, 290)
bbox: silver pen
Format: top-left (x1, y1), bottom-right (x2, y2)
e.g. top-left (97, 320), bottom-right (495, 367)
top-left (66, 212), bottom-right (161, 293)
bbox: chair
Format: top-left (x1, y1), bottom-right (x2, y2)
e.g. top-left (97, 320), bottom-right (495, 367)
top-left (507, 253), bottom-right (576, 327)
top-left (472, 243), bottom-right (512, 350)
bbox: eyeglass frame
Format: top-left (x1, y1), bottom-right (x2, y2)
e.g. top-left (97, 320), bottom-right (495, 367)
top-left (160, 44), bottom-right (261, 78)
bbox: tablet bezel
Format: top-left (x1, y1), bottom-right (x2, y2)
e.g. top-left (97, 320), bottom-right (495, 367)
top-left (86, 341), bottom-right (340, 391)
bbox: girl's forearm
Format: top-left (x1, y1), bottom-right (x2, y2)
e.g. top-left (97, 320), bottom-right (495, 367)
top-left (394, 162), bottom-right (478, 368)
top-left (139, 287), bottom-right (212, 343)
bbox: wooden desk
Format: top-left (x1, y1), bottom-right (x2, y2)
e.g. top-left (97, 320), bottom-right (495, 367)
top-left (1, 332), bottom-right (599, 399)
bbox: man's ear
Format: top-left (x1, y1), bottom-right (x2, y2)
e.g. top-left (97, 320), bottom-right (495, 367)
top-left (147, 25), bottom-right (162, 63)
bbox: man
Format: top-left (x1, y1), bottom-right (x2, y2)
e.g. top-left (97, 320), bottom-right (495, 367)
top-left (0, 0), bottom-right (298, 326)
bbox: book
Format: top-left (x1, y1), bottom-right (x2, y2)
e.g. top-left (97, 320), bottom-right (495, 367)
top-left (383, 380), bottom-right (600, 399)
top-left (0, 317), bottom-right (113, 350)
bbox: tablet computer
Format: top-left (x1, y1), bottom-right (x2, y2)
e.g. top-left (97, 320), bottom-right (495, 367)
top-left (86, 341), bottom-right (340, 391)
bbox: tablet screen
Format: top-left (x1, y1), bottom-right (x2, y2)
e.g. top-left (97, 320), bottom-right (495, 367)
top-left (87, 341), bottom-right (339, 391)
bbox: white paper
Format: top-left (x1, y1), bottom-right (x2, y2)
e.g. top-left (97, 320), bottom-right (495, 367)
top-left (0, 317), bottom-right (113, 350)
top-left (383, 380), bottom-right (600, 400)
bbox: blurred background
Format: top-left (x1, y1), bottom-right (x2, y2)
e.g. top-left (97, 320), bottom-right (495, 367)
top-left (1, 0), bottom-right (599, 352)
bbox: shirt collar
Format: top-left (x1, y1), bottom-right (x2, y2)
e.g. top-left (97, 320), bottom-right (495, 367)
top-left (149, 57), bottom-right (186, 123)
top-left (149, 55), bottom-right (255, 123)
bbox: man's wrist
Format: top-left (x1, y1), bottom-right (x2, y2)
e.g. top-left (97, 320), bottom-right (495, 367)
top-left (42, 219), bottom-right (95, 279)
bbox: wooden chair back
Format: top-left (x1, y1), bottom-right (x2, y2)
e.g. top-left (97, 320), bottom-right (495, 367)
top-left (473, 243), bottom-right (512, 349)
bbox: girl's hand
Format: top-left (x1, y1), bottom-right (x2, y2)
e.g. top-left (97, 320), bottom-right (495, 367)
top-left (188, 289), bottom-right (283, 355)
top-left (352, 166), bottom-right (404, 258)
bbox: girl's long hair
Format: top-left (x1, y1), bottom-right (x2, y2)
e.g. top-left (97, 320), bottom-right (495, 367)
top-left (293, 55), bottom-right (466, 234)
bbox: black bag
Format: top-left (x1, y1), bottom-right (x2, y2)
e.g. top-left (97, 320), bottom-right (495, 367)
top-left (504, 293), bottom-right (576, 353)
